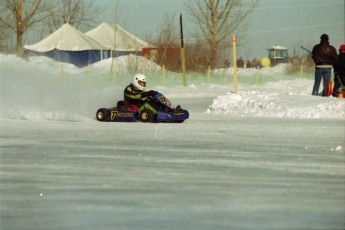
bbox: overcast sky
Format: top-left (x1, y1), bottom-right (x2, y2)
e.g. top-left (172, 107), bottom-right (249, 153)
top-left (93, 0), bottom-right (344, 60)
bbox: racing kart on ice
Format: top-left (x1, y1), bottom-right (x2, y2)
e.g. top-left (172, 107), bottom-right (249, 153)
top-left (96, 92), bottom-right (189, 123)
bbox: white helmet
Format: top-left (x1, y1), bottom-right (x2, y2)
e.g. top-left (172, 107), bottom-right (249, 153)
top-left (132, 74), bottom-right (146, 91)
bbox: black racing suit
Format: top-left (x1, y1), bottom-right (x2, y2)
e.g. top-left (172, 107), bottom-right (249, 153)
top-left (123, 83), bottom-right (156, 107)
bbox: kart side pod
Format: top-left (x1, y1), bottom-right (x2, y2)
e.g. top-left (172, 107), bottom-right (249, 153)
top-left (96, 108), bottom-right (137, 122)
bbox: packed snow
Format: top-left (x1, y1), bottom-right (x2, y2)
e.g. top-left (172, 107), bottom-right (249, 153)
top-left (0, 54), bottom-right (344, 230)
top-left (207, 84), bottom-right (345, 119)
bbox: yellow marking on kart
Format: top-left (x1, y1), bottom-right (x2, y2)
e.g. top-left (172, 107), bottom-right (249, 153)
top-left (111, 111), bottom-right (118, 120)
top-left (111, 111), bottom-right (134, 120)
top-left (159, 96), bottom-right (168, 103)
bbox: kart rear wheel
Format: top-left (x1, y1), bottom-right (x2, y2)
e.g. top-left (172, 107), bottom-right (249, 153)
top-left (139, 109), bottom-right (154, 122)
top-left (96, 108), bottom-right (107, 121)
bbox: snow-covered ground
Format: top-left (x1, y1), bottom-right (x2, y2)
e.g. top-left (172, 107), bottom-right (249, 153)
top-left (1, 54), bottom-right (344, 229)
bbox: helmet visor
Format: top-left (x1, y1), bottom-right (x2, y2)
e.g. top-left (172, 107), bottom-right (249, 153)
top-left (138, 80), bottom-right (146, 87)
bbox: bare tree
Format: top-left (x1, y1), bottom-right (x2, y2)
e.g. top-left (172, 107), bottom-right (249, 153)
top-left (156, 13), bottom-right (179, 48)
top-left (154, 13), bottom-right (180, 68)
top-left (0, 20), bottom-right (8, 52)
top-left (152, 13), bottom-right (212, 72)
top-left (44, 0), bottom-right (100, 33)
top-left (0, 31), bottom-right (8, 52)
top-left (185, 0), bottom-right (259, 69)
top-left (0, 0), bottom-right (101, 54)
top-left (0, 0), bottom-right (49, 55)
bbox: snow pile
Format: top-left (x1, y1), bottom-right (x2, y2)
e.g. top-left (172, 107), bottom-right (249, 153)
top-left (212, 63), bottom-right (289, 77)
top-left (0, 53), bottom-right (121, 121)
top-left (27, 54), bottom-right (161, 74)
top-left (89, 54), bottom-right (161, 73)
top-left (27, 56), bottom-right (84, 74)
top-left (207, 89), bottom-right (345, 119)
top-left (205, 78), bottom-right (345, 119)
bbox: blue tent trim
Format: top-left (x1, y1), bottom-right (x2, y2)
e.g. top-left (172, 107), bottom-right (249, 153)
top-left (25, 49), bottom-right (143, 68)
top-left (25, 49), bottom-right (111, 68)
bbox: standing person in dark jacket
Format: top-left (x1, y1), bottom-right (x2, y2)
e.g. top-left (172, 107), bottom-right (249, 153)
top-left (333, 44), bottom-right (345, 97)
top-left (311, 34), bottom-right (338, 96)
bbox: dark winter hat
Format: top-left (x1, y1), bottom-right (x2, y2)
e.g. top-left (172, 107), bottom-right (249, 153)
top-left (320, 34), bottom-right (329, 41)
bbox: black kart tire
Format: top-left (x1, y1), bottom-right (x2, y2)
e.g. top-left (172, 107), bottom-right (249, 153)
top-left (96, 108), bottom-right (107, 121)
top-left (139, 109), bottom-right (154, 122)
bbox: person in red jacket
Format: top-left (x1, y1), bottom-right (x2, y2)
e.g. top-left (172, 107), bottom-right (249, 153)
top-left (333, 44), bottom-right (345, 97)
top-left (311, 34), bottom-right (338, 96)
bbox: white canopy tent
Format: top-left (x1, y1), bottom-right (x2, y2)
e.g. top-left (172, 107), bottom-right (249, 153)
top-left (24, 24), bottom-right (109, 67)
top-left (85, 23), bottom-right (151, 53)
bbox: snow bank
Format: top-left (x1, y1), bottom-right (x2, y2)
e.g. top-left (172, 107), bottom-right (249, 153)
top-left (89, 54), bottom-right (161, 73)
top-left (0, 53), bottom-right (121, 121)
top-left (212, 63), bottom-right (289, 77)
top-left (0, 53), bottom-right (161, 121)
top-left (26, 54), bottom-right (161, 74)
top-left (27, 56), bottom-right (84, 74)
top-left (207, 87), bottom-right (345, 119)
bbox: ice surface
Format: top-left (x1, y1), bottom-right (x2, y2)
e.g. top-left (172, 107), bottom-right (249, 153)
top-left (0, 54), bottom-right (344, 229)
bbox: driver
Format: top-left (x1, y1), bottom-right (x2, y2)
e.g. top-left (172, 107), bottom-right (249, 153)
top-left (124, 74), bottom-right (157, 110)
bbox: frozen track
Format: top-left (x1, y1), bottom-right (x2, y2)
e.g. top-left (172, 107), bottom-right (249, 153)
top-left (1, 97), bottom-right (344, 230)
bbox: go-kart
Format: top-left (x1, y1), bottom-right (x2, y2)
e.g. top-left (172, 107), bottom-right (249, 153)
top-left (96, 92), bottom-right (189, 123)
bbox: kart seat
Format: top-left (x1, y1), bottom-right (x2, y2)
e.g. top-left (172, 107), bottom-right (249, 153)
top-left (117, 100), bottom-right (139, 111)
top-left (116, 100), bottom-right (128, 110)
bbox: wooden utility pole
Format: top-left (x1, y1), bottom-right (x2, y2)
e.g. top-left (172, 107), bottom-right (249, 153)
top-left (232, 35), bottom-right (238, 94)
top-left (180, 13), bottom-right (187, 87)
top-left (16, 0), bottom-right (24, 55)
top-left (209, 0), bottom-right (217, 69)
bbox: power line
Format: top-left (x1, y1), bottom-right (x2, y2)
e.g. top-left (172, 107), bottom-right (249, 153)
top-left (254, 2), bottom-right (343, 10)
top-left (181, 21), bottom-right (344, 43)
top-left (179, 2), bottom-right (344, 39)
top-left (237, 22), bottom-right (345, 36)
top-left (180, 1), bottom-right (344, 14)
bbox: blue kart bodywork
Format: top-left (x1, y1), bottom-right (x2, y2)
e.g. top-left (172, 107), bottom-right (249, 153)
top-left (96, 93), bottom-right (189, 123)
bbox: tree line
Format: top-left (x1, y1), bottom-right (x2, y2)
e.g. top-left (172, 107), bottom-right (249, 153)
top-left (0, 0), bottom-right (99, 55)
top-left (0, 0), bottom-right (258, 71)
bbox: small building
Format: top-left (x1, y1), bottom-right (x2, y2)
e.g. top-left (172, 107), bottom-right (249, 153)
top-left (267, 45), bottom-right (289, 66)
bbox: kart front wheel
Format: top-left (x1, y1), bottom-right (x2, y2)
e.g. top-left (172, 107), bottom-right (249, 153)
top-left (96, 108), bottom-right (107, 121)
top-left (139, 109), bottom-right (154, 122)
